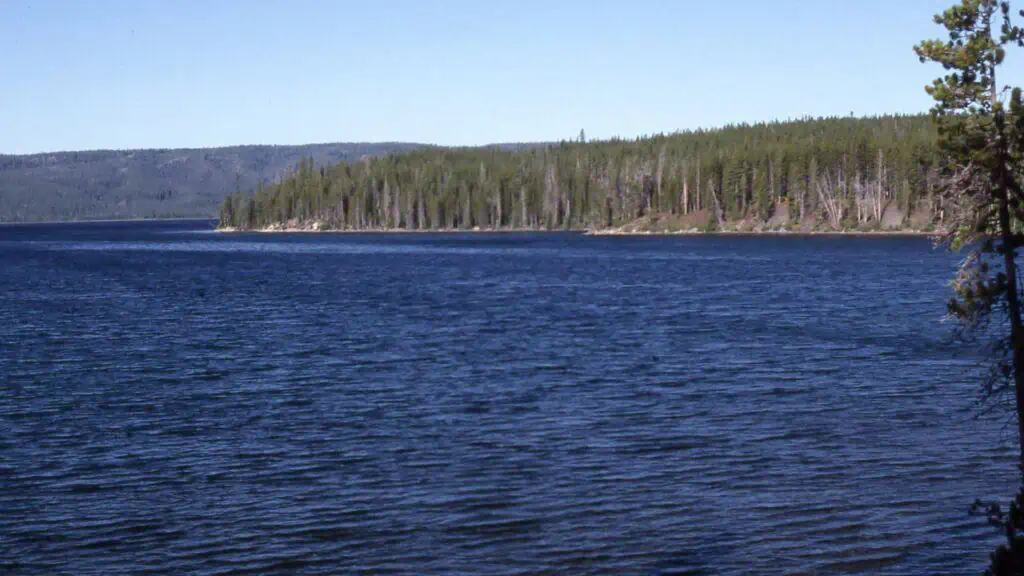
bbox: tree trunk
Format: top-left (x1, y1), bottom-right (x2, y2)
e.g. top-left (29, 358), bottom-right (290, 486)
top-left (874, 149), bottom-right (885, 222)
top-left (682, 161), bottom-right (689, 216)
top-left (520, 185), bottom-right (527, 229)
top-left (696, 161), bottom-right (701, 212)
top-left (393, 183), bottom-right (402, 229)
top-left (495, 183), bottom-right (502, 229)
top-left (817, 169), bottom-right (843, 229)
top-left (656, 144), bottom-right (666, 212)
top-left (709, 179), bottom-right (723, 227)
top-left (998, 179), bottom-right (1024, 463)
top-left (987, 52), bottom-right (1024, 462)
top-left (798, 183), bottom-right (805, 223)
top-left (417, 185), bottom-right (425, 229)
top-left (564, 187), bottom-right (571, 229)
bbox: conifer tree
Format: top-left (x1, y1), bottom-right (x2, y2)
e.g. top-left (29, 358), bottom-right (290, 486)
top-left (916, 0), bottom-right (1024, 456)
top-left (218, 115), bottom-right (943, 233)
top-left (917, 2), bottom-right (1024, 572)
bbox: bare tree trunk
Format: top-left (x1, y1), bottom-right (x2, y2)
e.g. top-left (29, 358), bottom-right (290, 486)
top-left (438, 170), bottom-right (447, 229)
top-left (544, 163), bottom-right (557, 229)
top-left (656, 144), bottom-right (666, 213)
top-left (478, 163), bottom-right (489, 227)
top-left (403, 181), bottom-right (412, 230)
top-left (797, 184), bottom-right (804, 224)
top-left (854, 172), bottom-right (867, 224)
top-left (874, 149), bottom-right (886, 222)
top-left (751, 166), bottom-right (759, 217)
top-left (520, 185), bottom-right (527, 229)
top-left (738, 173), bottom-right (745, 215)
top-left (495, 183), bottom-right (502, 229)
top-left (709, 178), bottom-right (723, 227)
top-left (807, 157), bottom-right (817, 223)
top-left (696, 160), bottom-right (701, 212)
top-left (682, 160), bottom-right (689, 216)
top-left (417, 184), bottom-right (425, 230)
top-left (817, 169), bottom-right (844, 229)
top-left (393, 183), bottom-right (402, 229)
top-left (564, 183), bottom-right (571, 229)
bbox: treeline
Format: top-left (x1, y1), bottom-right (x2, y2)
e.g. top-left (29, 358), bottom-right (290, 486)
top-left (219, 115), bottom-right (942, 232)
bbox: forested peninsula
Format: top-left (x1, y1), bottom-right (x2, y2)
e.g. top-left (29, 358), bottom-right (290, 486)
top-left (218, 115), bottom-right (944, 234)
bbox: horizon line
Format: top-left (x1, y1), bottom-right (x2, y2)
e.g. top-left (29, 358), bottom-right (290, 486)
top-left (0, 111), bottom-right (934, 157)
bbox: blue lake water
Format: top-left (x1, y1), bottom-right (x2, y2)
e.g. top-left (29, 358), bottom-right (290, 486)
top-left (0, 220), bottom-right (1016, 574)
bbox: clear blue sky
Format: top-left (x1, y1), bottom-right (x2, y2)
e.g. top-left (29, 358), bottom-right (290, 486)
top-left (0, 0), bottom-right (1011, 153)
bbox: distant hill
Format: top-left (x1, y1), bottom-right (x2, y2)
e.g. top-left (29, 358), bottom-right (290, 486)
top-left (0, 142), bottom-right (424, 223)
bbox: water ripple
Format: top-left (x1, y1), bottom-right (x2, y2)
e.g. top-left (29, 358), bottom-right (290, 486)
top-left (0, 221), bottom-right (1014, 575)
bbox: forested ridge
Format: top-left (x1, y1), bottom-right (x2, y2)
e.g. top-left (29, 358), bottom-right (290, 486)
top-left (0, 142), bottom-right (421, 223)
top-left (219, 115), bottom-right (944, 233)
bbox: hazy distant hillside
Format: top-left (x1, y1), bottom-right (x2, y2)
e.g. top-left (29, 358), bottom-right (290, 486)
top-left (0, 142), bottom-right (423, 222)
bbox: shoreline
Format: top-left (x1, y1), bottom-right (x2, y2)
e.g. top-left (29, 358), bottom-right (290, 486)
top-left (217, 225), bottom-right (942, 237)
top-left (0, 217), bottom-right (215, 227)
top-left (586, 228), bottom-right (941, 237)
top-left (218, 226), bottom-right (563, 234)
top-left (4, 217), bottom-right (938, 237)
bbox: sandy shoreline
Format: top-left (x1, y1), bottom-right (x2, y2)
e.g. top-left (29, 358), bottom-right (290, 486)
top-left (586, 228), bottom-right (941, 237)
top-left (217, 225), bottom-right (941, 237)
top-left (217, 226), bottom-right (551, 234)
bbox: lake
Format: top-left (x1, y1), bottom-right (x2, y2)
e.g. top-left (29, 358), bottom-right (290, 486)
top-left (0, 220), bottom-right (1016, 574)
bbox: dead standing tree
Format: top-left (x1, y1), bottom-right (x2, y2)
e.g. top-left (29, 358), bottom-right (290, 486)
top-left (816, 168), bottom-right (845, 229)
